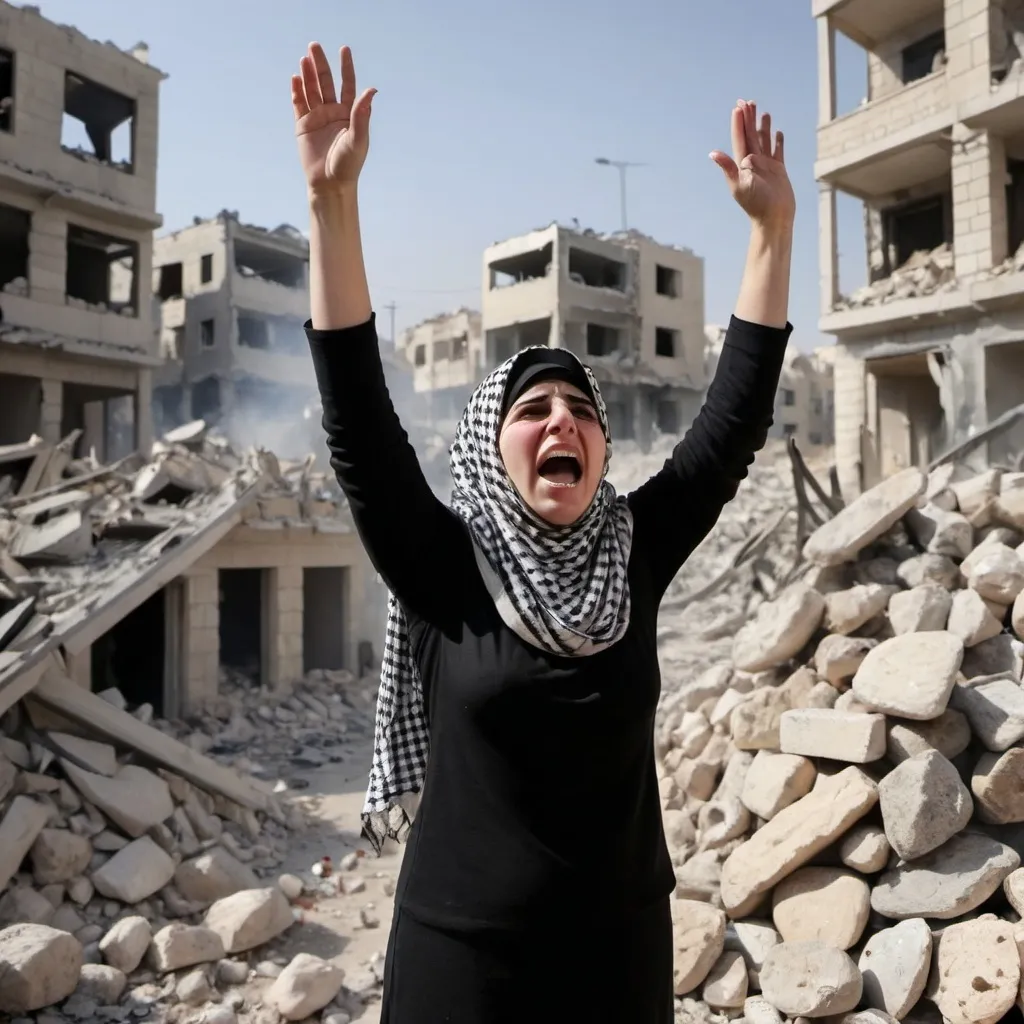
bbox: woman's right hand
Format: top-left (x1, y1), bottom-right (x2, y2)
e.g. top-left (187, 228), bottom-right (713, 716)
top-left (292, 43), bottom-right (376, 196)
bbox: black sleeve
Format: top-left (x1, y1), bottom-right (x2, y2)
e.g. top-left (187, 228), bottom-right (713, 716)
top-left (305, 314), bottom-right (468, 618)
top-left (627, 314), bottom-right (792, 598)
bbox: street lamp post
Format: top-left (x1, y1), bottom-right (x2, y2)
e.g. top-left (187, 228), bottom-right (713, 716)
top-left (594, 157), bottom-right (646, 231)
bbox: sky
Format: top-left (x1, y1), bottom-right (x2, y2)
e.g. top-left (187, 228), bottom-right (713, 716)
top-left (38, 0), bottom-right (871, 350)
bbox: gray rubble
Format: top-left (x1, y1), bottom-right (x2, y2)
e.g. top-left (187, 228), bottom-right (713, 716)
top-left (659, 460), bottom-right (1024, 1022)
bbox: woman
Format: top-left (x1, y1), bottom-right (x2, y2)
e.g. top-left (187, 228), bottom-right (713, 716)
top-left (293, 42), bottom-right (795, 1024)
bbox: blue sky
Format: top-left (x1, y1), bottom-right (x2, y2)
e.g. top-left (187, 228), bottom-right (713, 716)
top-left (38, 0), bottom-right (869, 349)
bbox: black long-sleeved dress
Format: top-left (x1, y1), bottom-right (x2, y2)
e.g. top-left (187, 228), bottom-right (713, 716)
top-left (306, 313), bottom-right (791, 1024)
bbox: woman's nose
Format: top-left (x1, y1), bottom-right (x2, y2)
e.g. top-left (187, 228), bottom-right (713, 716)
top-left (546, 400), bottom-right (576, 434)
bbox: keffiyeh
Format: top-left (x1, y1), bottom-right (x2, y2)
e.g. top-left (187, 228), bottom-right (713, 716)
top-left (361, 346), bottom-right (634, 854)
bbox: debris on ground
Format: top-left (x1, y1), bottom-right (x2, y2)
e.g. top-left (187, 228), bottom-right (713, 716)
top-left (658, 459), bottom-right (1024, 1023)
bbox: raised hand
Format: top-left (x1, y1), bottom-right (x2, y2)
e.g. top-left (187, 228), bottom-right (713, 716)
top-left (711, 100), bottom-right (795, 230)
top-left (291, 43), bottom-right (376, 195)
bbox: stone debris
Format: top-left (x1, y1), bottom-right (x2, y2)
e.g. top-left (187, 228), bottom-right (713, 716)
top-left (658, 463), bottom-right (1024, 1022)
top-left (833, 242), bottom-right (956, 310)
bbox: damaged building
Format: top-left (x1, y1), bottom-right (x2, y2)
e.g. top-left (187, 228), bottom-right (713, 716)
top-left (816, 0), bottom-right (1024, 496)
top-left (481, 224), bottom-right (707, 447)
top-left (397, 308), bottom-right (482, 429)
top-left (152, 212), bottom-right (315, 455)
top-left (0, 419), bottom-right (381, 723)
top-left (0, 2), bottom-right (164, 464)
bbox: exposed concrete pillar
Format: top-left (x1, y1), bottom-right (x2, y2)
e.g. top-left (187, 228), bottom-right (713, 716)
top-left (269, 565), bottom-right (303, 689)
top-left (817, 16), bottom-right (837, 126)
top-left (945, 0), bottom-right (994, 99)
top-left (952, 125), bottom-right (1008, 278)
top-left (39, 379), bottom-right (62, 443)
top-left (82, 402), bottom-right (105, 460)
top-left (819, 184), bottom-right (839, 315)
top-left (182, 569), bottom-right (219, 713)
top-left (135, 367), bottom-right (153, 454)
top-left (833, 346), bottom-right (867, 500)
top-left (28, 212), bottom-right (67, 305)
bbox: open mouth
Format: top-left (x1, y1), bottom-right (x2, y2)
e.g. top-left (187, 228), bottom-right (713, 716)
top-left (538, 451), bottom-right (582, 487)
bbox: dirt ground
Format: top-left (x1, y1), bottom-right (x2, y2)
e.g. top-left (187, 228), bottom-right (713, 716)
top-left (273, 740), bottom-right (402, 1023)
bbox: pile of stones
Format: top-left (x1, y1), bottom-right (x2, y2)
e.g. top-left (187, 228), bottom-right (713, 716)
top-left (0, 681), bottom-right (375, 1023)
top-left (658, 463), bottom-right (1024, 1024)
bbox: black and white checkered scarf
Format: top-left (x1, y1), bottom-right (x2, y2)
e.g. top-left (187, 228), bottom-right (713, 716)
top-left (361, 346), bottom-right (634, 854)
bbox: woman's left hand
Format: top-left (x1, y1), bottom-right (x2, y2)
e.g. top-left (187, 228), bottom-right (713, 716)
top-left (711, 100), bottom-right (795, 231)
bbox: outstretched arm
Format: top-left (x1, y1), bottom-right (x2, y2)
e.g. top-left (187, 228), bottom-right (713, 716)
top-left (294, 45), bottom-right (464, 616)
top-left (630, 101), bottom-right (794, 596)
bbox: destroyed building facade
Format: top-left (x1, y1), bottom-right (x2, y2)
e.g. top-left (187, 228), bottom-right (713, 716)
top-left (816, 0), bottom-right (1024, 497)
top-left (152, 212), bottom-right (314, 454)
top-left (397, 307), bottom-right (482, 428)
top-left (0, 2), bottom-right (165, 463)
top-left (482, 224), bottom-right (707, 447)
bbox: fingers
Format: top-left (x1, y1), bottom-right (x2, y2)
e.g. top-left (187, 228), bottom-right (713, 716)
top-left (773, 130), bottom-right (785, 164)
top-left (310, 42), bottom-right (336, 105)
top-left (758, 112), bottom-right (772, 157)
top-left (349, 87), bottom-right (377, 147)
top-left (741, 101), bottom-right (761, 155)
top-left (290, 75), bottom-right (309, 121)
top-left (730, 106), bottom-right (747, 164)
top-left (339, 45), bottom-right (357, 114)
top-left (299, 54), bottom-right (321, 112)
top-left (710, 150), bottom-right (739, 187)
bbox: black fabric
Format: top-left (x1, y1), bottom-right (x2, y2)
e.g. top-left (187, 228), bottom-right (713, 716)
top-left (500, 346), bottom-right (597, 417)
top-left (306, 312), bottom-right (791, 1021)
top-left (381, 897), bottom-right (674, 1023)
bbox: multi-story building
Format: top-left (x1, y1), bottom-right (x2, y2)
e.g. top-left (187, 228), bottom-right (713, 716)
top-left (397, 308), bottom-right (482, 427)
top-left (152, 211), bottom-right (314, 453)
top-left (0, 2), bottom-right (164, 460)
top-left (481, 224), bottom-right (706, 446)
top-left (815, 0), bottom-right (1024, 495)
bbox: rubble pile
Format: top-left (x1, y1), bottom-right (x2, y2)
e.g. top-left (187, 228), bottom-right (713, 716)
top-left (0, 422), bottom-right (380, 1022)
top-left (0, 682), bottom-right (383, 1023)
top-left (835, 244), bottom-right (957, 311)
top-left (659, 462), bottom-right (1024, 1023)
top-left (162, 668), bottom-right (377, 792)
top-left (609, 439), bottom-right (804, 685)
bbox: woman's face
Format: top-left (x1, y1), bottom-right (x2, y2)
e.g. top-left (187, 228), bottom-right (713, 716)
top-left (498, 379), bottom-right (607, 526)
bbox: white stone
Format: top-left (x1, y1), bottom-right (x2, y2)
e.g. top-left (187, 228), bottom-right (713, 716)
top-left (771, 867), bottom-right (870, 950)
top-left (740, 751), bottom-right (816, 820)
top-left (839, 824), bottom-right (891, 874)
top-left (886, 709), bottom-right (972, 764)
top-left (850, 631), bottom-right (962, 720)
top-left (871, 832), bottom-right (1019, 920)
top-left (732, 583), bottom-right (825, 673)
top-left (803, 468), bottom-right (926, 566)
top-left (31, 828), bottom-right (92, 885)
top-left (948, 588), bottom-right (1004, 647)
top-left (702, 950), bottom-right (747, 1010)
top-left (174, 847), bottom-right (260, 905)
top-left (48, 733), bottom-right (117, 776)
top-left (779, 708), bottom-right (886, 763)
top-left (150, 923), bottom-right (225, 972)
top-left (91, 836), bottom-right (175, 903)
top-left (877, 750), bottom-right (973, 861)
top-left (98, 915), bottom-right (151, 973)
top-left (204, 887), bottom-right (293, 954)
top-left (61, 763), bottom-right (173, 838)
top-left (859, 918), bottom-right (932, 1020)
top-left (672, 900), bottom-right (726, 995)
top-left (0, 923), bottom-right (83, 1013)
top-left (927, 917), bottom-right (1020, 1024)
top-left (905, 504), bottom-right (973, 559)
top-left (952, 677), bottom-right (1024, 750)
top-left (75, 963), bottom-right (127, 1004)
top-left (720, 767), bottom-right (878, 914)
top-left (759, 940), bottom-right (862, 1017)
top-left (887, 583), bottom-right (951, 634)
top-left (0, 797), bottom-right (49, 893)
top-left (967, 542), bottom-right (1024, 604)
top-left (824, 584), bottom-right (893, 635)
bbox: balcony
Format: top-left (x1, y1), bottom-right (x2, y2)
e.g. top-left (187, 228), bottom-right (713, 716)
top-left (813, 0), bottom-right (943, 49)
top-left (817, 72), bottom-right (952, 195)
top-left (231, 272), bottom-right (308, 319)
